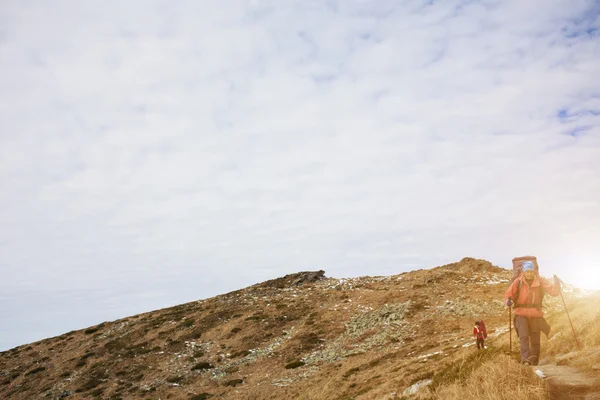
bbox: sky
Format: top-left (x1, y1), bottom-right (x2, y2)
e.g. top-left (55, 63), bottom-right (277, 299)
top-left (0, 0), bottom-right (599, 351)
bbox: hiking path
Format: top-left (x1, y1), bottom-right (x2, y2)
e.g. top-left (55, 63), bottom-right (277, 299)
top-left (536, 364), bottom-right (600, 400)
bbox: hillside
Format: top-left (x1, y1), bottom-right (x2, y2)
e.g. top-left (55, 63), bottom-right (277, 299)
top-left (1, 258), bottom-right (599, 400)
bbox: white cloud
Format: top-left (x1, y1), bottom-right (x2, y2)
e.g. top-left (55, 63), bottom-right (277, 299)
top-left (0, 0), bottom-right (599, 349)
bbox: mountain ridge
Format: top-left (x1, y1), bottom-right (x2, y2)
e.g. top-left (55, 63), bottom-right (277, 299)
top-left (1, 257), bottom-right (597, 400)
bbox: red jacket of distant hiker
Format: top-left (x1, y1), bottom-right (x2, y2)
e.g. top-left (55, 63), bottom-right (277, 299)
top-left (473, 326), bottom-right (485, 340)
top-left (504, 273), bottom-right (560, 318)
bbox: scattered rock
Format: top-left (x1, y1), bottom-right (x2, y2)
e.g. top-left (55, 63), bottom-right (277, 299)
top-left (223, 378), bottom-right (244, 387)
top-left (303, 302), bottom-right (411, 364)
top-left (285, 360), bottom-right (305, 369)
top-left (403, 379), bottom-right (432, 395)
top-left (58, 390), bottom-right (72, 399)
top-left (192, 362), bottom-right (214, 371)
top-left (190, 394), bottom-right (211, 400)
top-left (534, 369), bottom-right (546, 379)
top-left (434, 299), bottom-right (504, 317)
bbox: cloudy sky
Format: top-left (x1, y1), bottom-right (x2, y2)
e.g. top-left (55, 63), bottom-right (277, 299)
top-left (1, 0), bottom-right (599, 350)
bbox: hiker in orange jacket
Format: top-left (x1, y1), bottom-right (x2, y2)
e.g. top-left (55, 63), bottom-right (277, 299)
top-left (504, 261), bottom-right (561, 365)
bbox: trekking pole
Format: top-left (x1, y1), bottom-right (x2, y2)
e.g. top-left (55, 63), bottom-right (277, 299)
top-left (556, 276), bottom-right (581, 351)
top-left (508, 298), bottom-right (512, 354)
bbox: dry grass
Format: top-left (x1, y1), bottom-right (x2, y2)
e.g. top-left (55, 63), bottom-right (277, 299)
top-left (431, 354), bottom-right (547, 400)
top-left (544, 297), bottom-right (599, 352)
top-left (543, 292), bottom-right (600, 371)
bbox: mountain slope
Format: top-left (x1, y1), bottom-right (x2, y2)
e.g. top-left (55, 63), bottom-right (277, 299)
top-left (0, 258), bottom-right (597, 400)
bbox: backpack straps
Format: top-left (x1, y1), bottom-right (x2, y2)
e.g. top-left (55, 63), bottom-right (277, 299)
top-left (513, 279), bottom-right (545, 309)
top-left (512, 280), bottom-right (522, 309)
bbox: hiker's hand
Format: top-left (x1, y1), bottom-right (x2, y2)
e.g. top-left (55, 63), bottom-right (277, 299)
top-left (506, 298), bottom-right (513, 307)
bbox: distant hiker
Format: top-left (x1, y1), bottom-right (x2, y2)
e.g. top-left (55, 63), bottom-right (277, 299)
top-left (477, 319), bottom-right (487, 339)
top-left (504, 259), bottom-right (560, 365)
top-left (473, 321), bottom-right (486, 349)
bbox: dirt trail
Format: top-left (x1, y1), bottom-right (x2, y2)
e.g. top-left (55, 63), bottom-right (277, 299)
top-left (536, 364), bottom-right (600, 400)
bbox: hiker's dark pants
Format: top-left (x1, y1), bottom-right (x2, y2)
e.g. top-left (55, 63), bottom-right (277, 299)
top-left (476, 338), bottom-right (485, 349)
top-left (515, 316), bottom-right (541, 364)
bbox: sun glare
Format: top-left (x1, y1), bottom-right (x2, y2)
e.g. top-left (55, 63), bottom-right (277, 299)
top-left (564, 265), bottom-right (600, 291)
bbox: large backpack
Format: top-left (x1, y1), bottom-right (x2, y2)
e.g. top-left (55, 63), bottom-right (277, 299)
top-left (510, 256), bottom-right (545, 308)
top-left (477, 320), bottom-right (487, 339)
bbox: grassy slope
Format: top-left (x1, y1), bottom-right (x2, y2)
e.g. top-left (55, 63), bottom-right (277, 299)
top-left (1, 259), bottom-right (599, 400)
top-left (415, 287), bottom-right (600, 400)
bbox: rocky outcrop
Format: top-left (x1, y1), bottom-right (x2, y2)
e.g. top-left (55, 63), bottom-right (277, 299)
top-left (260, 270), bottom-right (326, 289)
top-left (439, 257), bottom-right (505, 273)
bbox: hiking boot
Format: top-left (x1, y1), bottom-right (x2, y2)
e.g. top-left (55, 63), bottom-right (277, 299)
top-left (520, 359), bottom-right (531, 366)
top-left (529, 356), bottom-right (539, 366)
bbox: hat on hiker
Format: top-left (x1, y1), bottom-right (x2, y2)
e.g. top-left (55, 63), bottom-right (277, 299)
top-left (522, 261), bottom-right (535, 272)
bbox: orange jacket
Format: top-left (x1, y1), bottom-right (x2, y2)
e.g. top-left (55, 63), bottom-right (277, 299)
top-left (504, 273), bottom-right (560, 318)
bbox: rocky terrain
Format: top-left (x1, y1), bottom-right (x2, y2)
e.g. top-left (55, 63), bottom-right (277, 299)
top-left (0, 258), bottom-right (596, 399)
